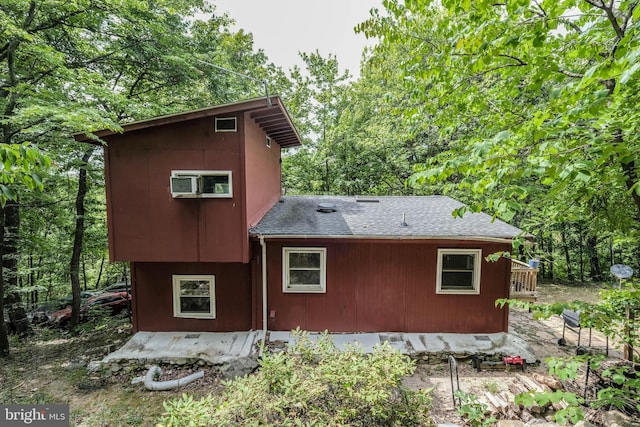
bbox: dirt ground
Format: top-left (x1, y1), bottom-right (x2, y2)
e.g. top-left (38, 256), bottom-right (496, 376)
top-left (0, 281), bottom-right (620, 426)
top-left (412, 281), bottom-right (619, 425)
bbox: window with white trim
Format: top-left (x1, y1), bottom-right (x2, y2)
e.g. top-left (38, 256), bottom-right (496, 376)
top-left (436, 249), bottom-right (481, 294)
top-left (172, 275), bottom-right (215, 318)
top-left (283, 248), bottom-right (326, 293)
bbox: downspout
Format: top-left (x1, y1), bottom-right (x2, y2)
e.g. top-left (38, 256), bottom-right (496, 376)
top-left (259, 236), bottom-right (267, 335)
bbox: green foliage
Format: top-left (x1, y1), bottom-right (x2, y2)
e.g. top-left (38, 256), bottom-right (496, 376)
top-left (454, 390), bottom-right (496, 427)
top-left (595, 362), bottom-right (640, 412)
top-left (515, 356), bottom-right (587, 424)
top-left (0, 143), bottom-right (49, 206)
top-left (357, 0), bottom-right (640, 277)
top-left (160, 394), bottom-right (217, 427)
top-left (502, 280), bottom-right (640, 421)
top-left (159, 331), bottom-right (433, 427)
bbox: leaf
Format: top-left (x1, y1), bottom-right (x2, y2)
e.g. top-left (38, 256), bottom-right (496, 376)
top-left (619, 63), bottom-right (640, 85)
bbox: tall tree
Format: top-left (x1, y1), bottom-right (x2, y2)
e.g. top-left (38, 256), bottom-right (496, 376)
top-left (359, 0), bottom-right (640, 239)
top-left (0, 143), bottom-right (48, 356)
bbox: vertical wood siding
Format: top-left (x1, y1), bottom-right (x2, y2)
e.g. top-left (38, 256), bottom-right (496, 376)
top-left (265, 239), bottom-right (511, 333)
top-left (243, 112), bottom-right (283, 229)
top-left (132, 262), bottom-right (251, 332)
top-left (103, 114), bottom-right (281, 263)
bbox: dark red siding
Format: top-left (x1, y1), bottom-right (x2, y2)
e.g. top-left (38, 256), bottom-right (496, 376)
top-left (243, 112), bottom-right (282, 228)
top-left (264, 239), bottom-right (511, 333)
top-left (103, 113), bottom-right (282, 264)
top-left (131, 262), bottom-right (252, 332)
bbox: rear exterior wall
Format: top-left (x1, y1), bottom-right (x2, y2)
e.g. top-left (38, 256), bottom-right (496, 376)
top-left (243, 112), bottom-right (282, 228)
top-left (264, 239), bottom-right (511, 334)
top-left (131, 262), bottom-right (252, 332)
top-left (103, 113), bottom-right (282, 264)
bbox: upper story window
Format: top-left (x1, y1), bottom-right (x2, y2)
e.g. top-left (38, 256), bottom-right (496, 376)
top-left (266, 136), bottom-right (271, 148)
top-left (172, 275), bottom-right (215, 319)
top-left (215, 117), bottom-right (237, 132)
top-left (170, 170), bottom-right (232, 198)
top-left (436, 249), bottom-right (482, 295)
top-left (283, 247), bottom-right (327, 293)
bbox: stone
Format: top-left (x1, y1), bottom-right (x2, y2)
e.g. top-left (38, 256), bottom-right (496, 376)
top-left (524, 422), bottom-right (559, 426)
top-left (64, 361), bottom-right (86, 372)
top-left (574, 421), bottom-right (596, 427)
top-left (520, 410), bottom-right (534, 423)
top-left (602, 410), bottom-right (640, 427)
top-left (109, 362), bottom-right (122, 372)
top-left (219, 356), bottom-right (259, 379)
top-left (87, 361), bottom-right (103, 373)
top-left (496, 421), bottom-right (525, 427)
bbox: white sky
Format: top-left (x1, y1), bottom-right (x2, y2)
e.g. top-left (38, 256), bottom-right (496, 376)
top-left (212, 0), bottom-right (382, 78)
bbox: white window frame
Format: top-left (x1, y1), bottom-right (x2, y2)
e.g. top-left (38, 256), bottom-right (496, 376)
top-left (172, 275), bottom-right (216, 319)
top-left (436, 249), bottom-right (482, 295)
top-left (282, 247), bottom-right (327, 293)
top-left (214, 116), bottom-right (237, 132)
top-left (266, 136), bottom-right (272, 148)
top-left (170, 170), bottom-right (233, 198)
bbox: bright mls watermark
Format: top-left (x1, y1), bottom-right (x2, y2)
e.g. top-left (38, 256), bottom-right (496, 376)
top-left (1, 405), bottom-right (69, 426)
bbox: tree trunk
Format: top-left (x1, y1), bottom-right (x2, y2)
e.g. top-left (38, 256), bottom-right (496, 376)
top-left (82, 255), bottom-right (87, 291)
top-left (2, 202), bottom-right (31, 337)
top-left (561, 224), bottom-right (574, 281)
top-left (577, 223), bottom-right (584, 283)
top-left (94, 255), bottom-right (105, 289)
top-left (69, 147), bottom-right (94, 328)
top-left (539, 232), bottom-right (546, 278)
top-left (547, 232), bottom-right (554, 280)
top-left (0, 205), bottom-right (9, 357)
top-left (587, 235), bottom-right (602, 281)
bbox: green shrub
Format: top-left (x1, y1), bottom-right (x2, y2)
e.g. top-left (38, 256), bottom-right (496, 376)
top-left (454, 390), bottom-right (496, 427)
top-left (159, 330), bottom-right (433, 426)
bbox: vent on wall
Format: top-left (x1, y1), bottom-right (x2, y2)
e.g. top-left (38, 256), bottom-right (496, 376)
top-left (215, 117), bottom-right (237, 132)
top-left (170, 176), bottom-right (198, 197)
top-left (170, 170), bottom-right (233, 198)
top-left (355, 196), bottom-right (379, 203)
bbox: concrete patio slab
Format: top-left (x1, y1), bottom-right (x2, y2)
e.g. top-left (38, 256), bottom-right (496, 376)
top-left (97, 329), bottom-right (537, 374)
top-left (268, 330), bottom-right (537, 364)
top-left (278, 332), bottom-right (383, 352)
top-left (102, 330), bottom-right (264, 365)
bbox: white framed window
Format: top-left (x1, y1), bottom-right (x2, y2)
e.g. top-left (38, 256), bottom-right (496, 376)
top-left (266, 136), bottom-right (272, 148)
top-left (200, 172), bottom-right (232, 197)
top-left (215, 117), bottom-right (237, 132)
top-left (436, 249), bottom-right (481, 294)
top-left (172, 275), bottom-right (215, 318)
top-left (283, 247), bottom-right (327, 293)
top-left (170, 170), bottom-right (232, 198)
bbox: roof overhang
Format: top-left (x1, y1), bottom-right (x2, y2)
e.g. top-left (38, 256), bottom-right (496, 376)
top-left (74, 95), bottom-right (302, 148)
top-left (249, 234), bottom-right (519, 244)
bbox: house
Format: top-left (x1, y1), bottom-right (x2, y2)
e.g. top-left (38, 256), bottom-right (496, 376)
top-left (78, 96), bottom-right (523, 335)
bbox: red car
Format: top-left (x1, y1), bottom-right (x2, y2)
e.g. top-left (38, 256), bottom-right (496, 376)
top-left (49, 292), bottom-right (131, 327)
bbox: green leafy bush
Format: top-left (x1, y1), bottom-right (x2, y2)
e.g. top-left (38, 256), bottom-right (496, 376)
top-left (159, 330), bottom-right (433, 426)
top-left (454, 390), bottom-right (496, 427)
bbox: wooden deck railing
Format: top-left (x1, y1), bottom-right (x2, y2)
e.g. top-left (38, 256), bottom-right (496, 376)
top-left (510, 259), bottom-right (538, 303)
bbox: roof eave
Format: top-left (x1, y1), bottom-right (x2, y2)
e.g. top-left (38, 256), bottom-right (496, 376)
top-left (74, 95), bottom-right (302, 147)
top-left (248, 233), bottom-right (519, 244)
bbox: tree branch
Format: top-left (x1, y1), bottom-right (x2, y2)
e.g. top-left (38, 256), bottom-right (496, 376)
top-left (584, 0), bottom-right (624, 39)
top-left (497, 54), bottom-right (527, 66)
top-left (621, 1), bottom-right (638, 33)
top-left (558, 69), bottom-right (584, 79)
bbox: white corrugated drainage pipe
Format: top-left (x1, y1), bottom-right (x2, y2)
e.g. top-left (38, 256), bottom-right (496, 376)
top-left (144, 366), bottom-right (204, 391)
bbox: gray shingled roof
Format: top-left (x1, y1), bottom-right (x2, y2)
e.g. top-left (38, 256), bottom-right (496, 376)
top-left (250, 196), bottom-right (522, 239)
